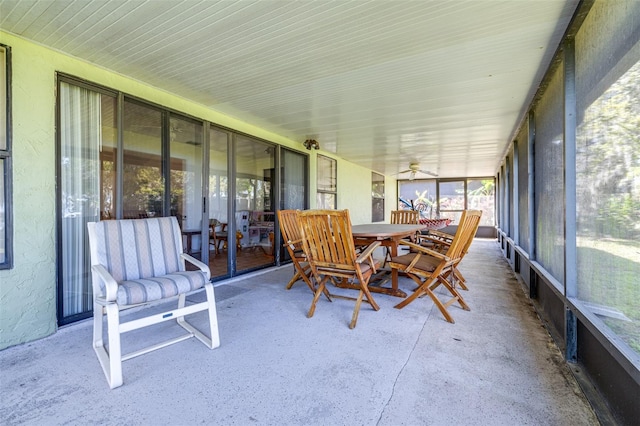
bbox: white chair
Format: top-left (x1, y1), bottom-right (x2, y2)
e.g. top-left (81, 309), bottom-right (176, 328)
top-left (87, 216), bottom-right (220, 389)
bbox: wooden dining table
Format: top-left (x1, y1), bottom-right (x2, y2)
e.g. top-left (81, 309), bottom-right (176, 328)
top-left (350, 223), bottom-right (426, 298)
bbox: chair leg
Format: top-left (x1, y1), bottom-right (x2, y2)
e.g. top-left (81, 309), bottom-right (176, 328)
top-left (350, 291), bottom-right (365, 329)
top-left (425, 285), bottom-right (456, 323)
top-left (93, 302), bottom-right (123, 389)
top-left (93, 302), bottom-right (105, 349)
top-left (176, 285), bottom-right (221, 349)
top-left (431, 275), bottom-right (470, 312)
top-left (308, 276), bottom-right (331, 318)
top-left (285, 270), bottom-right (302, 289)
top-left (452, 267), bottom-right (468, 290)
top-left (204, 283), bottom-right (221, 349)
top-left (394, 274), bottom-right (435, 309)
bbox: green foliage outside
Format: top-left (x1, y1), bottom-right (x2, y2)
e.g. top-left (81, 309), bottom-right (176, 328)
top-left (576, 60), bottom-right (640, 354)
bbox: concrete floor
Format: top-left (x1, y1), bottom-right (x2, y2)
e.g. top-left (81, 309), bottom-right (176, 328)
top-left (0, 239), bottom-right (599, 425)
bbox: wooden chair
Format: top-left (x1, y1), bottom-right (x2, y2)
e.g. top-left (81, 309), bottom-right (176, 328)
top-left (384, 209), bottom-right (421, 265)
top-left (417, 211), bottom-right (482, 290)
top-left (277, 209), bottom-right (315, 292)
top-left (210, 219), bottom-right (242, 254)
top-left (87, 217), bottom-right (220, 389)
top-left (389, 210), bottom-right (482, 323)
top-left (391, 209), bottom-right (420, 225)
top-left (297, 209), bottom-right (382, 329)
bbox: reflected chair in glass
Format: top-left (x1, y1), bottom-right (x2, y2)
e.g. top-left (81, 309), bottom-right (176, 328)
top-left (209, 218), bottom-right (242, 254)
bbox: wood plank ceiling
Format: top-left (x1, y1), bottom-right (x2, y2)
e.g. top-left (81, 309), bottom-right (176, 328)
top-left (0, 0), bottom-right (579, 178)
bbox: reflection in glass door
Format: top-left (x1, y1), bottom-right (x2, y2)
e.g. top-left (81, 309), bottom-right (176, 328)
top-left (235, 135), bottom-right (275, 273)
top-left (58, 81), bottom-right (116, 323)
top-left (280, 148), bottom-right (307, 261)
top-left (122, 100), bottom-right (163, 218)
top-left (208, 127), bottom-right (229, 279)
top-left (169, 114), bottom-right (203, 257)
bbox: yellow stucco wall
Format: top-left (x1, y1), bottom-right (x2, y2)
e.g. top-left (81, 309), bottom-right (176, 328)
top-left (0, 32), bottom-right (396, 349)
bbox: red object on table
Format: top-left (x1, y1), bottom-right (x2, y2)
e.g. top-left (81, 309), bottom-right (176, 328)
top-left (418, 218), bottom-right (452, 229)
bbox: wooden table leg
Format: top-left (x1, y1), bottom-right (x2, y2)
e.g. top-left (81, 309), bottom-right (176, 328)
top-left (338, 239), bottom-right (407, 298)
top-left (383, 239), bottom-right (407, 297)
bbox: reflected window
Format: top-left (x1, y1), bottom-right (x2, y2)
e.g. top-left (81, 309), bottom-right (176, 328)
top-left (234, 136), bottom-right (275, 272)
top-left (169, 114), bottom-right (203, 232)
top-left (372, 172), bottom-right (384, 222)
top-left (123, 100), bottom-right (163, 219)
top-left (317, 155), bottom-right (336, 209)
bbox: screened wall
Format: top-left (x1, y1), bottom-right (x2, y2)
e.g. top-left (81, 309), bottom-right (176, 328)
top-left (496, 1), bottom-right (640, 423)
top-left (574, 0), bottom-right (640, 357)
top-left (516, 123), bottom-right (529, 254)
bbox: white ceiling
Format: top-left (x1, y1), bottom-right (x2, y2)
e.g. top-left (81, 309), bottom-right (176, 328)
top-left (0, 0), bottom-right (578, 178)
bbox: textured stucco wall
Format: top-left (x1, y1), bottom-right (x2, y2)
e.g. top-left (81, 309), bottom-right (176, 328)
top-left (0, 32), bottom-right (392, 349)
top-left (0, 33), bottom-right (58, 349)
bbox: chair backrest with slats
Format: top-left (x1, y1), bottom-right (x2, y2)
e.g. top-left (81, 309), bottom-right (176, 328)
top-left (442, 210), bottom-right (481, 262)
top-left (460, 210), bottom-right (482, 255)
top-left (278, 209), bottom-right (302, 246)
top-left (297, 209), bottom-right (358, 276)
top-left (88, 216), bottom-right (184, 283)
top-left (391, 210), bottom-right (419, 224)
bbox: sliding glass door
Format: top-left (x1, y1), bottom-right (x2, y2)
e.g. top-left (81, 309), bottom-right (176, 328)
top-left (280, 148), bottom-right (307, 261)
top-left (58, 86), bottom-right (206, 324)
top-left (58, 81), bottom-right (116, 323)
top-left (208, 127), bottom-right (230, 279)
top-left (169, 114), bottom-right (204, 255)
top-left (57, 77), bottom-right (309, 323)
top-left (122, 100), bottom-right (163, 218)
top-left (235, 135), bottom-right (275, 273)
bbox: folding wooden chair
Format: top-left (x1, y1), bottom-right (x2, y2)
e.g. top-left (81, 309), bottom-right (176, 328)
top-left (391, 209), bottom-right (420, 226)
top-left (417, 211), bottom-right (482, 290)
top-left (389, 210), bottom-right (481, 323)
top-left (297, 209), bottom-right (382, 329)
top-left (383, 209), bottom-right (420, 265)
top-left (277, 209), bottom-right (315, 292)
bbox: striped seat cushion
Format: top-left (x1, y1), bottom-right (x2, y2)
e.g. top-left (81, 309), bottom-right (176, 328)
top-left (90, 217), bottom-right (195, 300)
top-left (118, 270), bottom-right (208, 305)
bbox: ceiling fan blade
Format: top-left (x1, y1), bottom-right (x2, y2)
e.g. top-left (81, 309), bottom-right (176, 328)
top-left (419, 169), bottom-right (439, 177)
top-left (392, 169), bottom-right (412, 175)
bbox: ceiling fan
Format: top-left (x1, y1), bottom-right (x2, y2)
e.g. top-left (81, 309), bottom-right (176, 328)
top-left (396, 162), bottom-right (438, 180)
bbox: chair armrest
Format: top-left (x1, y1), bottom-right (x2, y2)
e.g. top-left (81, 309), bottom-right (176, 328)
top-left (91, 264), bottom-right (119, 302)
top-left (428, 229), bottom-right (454, 240)
top-left (180, 253), bottom-right (211, 280)
top-left (398, 240), bottom-right (450, 261)
top-left (418, 235), bottom-right (452, 247)
top-left (283, 238), bottom-right (303, 250)
top-left (356, 241), bottom-right (381, 263)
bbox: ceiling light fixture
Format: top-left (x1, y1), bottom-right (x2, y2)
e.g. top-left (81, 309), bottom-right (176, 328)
top-left (303, 139), bottom-right (319, 150)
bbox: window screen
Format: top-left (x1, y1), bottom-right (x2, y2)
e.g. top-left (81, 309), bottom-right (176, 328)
top-left (534, 64), bottom-right (565, 285)
top-left (575, 0), bottom-right (640, 354)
